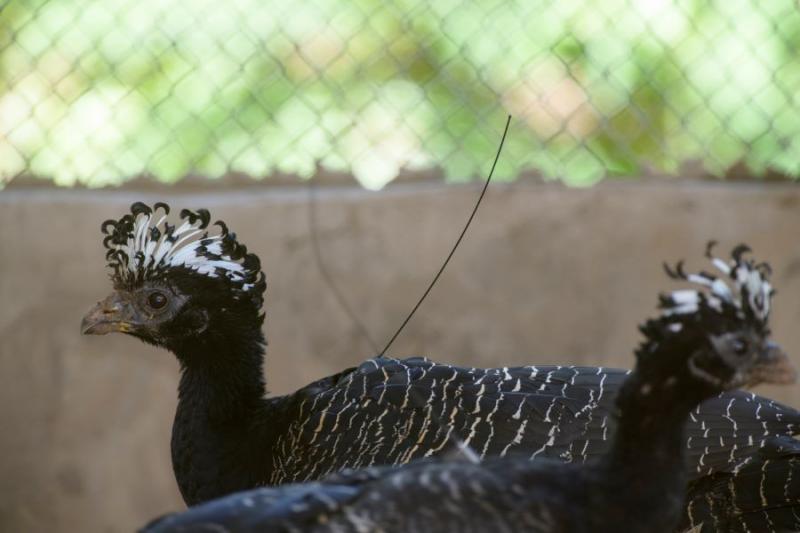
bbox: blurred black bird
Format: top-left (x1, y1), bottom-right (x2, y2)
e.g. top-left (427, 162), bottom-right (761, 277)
top-left (140, 242), bottom-right (797, 532)
top-left (83, 204), bottom-right (800, 530)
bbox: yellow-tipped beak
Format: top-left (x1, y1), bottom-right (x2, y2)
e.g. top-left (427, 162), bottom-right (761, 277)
top-left (81, 292), bottom-right (134, 335)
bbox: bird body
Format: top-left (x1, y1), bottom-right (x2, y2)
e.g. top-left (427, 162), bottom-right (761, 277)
top-left (140, 242), bottom-right (796, 532)
top-left (144, 458), bottom-right (677, 533)
top-left (170, 349), bottom-right (800, 507)
top-left (146, 423), bottom-right (706, 532)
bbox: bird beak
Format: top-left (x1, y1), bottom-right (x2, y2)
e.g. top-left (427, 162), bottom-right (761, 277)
top-left (750, 341), bottom-right (796, 386)
top-left (81, 291), bottom-right (136, 335)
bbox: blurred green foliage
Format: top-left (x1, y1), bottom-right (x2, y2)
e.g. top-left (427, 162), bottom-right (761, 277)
top-left (1, 0), bottom-right (799, 188)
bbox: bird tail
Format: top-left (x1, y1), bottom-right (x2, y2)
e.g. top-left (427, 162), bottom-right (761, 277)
top-left (680, 435), bottom-right (800, 532)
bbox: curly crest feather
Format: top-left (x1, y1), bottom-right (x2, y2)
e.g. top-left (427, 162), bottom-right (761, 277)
top-left (658, 241), bottom-right (772, 330)
top-left (101, 202), bottom-right (266, 306)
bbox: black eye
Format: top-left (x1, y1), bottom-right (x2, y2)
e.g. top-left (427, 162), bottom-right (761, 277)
top-left (148, 291), bottom-right (168, 309)
top-left (731, 338), bottom-right (748, 355)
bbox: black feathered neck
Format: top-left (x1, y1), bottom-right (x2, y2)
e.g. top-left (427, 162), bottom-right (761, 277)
top-left (174, 318), bottom-right (267, 422)
top-left (593, 325), bottom-right (725, 532)
top-left (617, 326), bottom-right (720, 431)
top-left (630, 318), bottom-right (721, 404)
top-left (169, 303), bottom-right (278, 505)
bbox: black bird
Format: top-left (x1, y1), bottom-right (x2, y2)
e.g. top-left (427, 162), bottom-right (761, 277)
top-left (141, 242), bottom-right (796, 533)
top-left (82, 204), bottom-right (800, 529)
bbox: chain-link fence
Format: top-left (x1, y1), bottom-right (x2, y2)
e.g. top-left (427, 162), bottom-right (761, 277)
top-left (1, 0), bottom-right (799, 189)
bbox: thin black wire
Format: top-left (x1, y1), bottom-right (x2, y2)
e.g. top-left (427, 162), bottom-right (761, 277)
top-left (377, 114), bottom-right (512, 358)
top-left (308, 116), bottom-right (511, 460)
top-left (308, 178), bottom-right (382, 355)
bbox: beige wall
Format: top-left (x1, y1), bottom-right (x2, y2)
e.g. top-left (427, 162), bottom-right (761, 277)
top-left (1, 180), bottom-right (799, 532)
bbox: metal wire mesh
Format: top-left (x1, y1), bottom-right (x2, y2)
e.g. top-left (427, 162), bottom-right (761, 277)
top-left (2, 0), bottom-right (799, 189)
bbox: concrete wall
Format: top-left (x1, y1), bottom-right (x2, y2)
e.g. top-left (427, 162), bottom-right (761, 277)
top-left (1, 180), bottom-right (799, 532)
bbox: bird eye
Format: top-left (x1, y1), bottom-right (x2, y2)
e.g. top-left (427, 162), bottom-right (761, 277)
top-left (148, 291), bottom-right (168, 310)
top-left (731, 338), bottom-right (748, 355)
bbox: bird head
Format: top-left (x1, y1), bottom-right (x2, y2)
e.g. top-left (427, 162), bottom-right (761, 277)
top-left (635, 243), bottom-right (794, 395)
top-left (81, 202), bottom-right (267, 355)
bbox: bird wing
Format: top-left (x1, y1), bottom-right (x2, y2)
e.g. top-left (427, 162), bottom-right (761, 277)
top-left (275, 357), bottom-right (800, 484)
top-left (681, 435), bottom-right (800, 532)
top-left (360, 359), bottom-right (628, 463)
top-left (683, 390), bottom-right (800, 478)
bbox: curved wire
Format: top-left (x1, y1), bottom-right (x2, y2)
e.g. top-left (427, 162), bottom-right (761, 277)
top-left (377, 114), bottom-right (512, 357)
top-left (307, 114), bottom-right (512, 359)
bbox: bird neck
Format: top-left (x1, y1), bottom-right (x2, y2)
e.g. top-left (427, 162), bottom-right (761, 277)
top-left (600, 338), bottom-right (719, 529)
top-left (607, 372), bottom-right (697, 471)
top-left (175, 330), bottom-right (267, 420)
top-left (170, 327), bottom-right (281, 505)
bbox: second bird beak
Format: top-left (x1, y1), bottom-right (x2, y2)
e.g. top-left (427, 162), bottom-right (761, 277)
top-left (751, 341), bottom-right (797, 386)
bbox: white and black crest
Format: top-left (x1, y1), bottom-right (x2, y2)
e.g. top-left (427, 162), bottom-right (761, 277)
top-left (659, 242), bottom-right (773, 330)
top-left (102, 202), bottom-right (266, 303)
